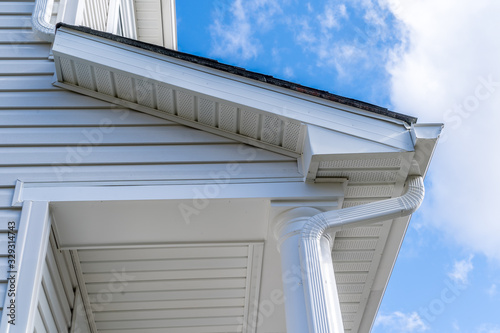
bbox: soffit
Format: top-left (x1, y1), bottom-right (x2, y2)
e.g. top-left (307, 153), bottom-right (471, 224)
top-left (70, 243), bottom-right (263, 333)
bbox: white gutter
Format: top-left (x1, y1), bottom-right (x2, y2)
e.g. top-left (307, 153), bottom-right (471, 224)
top-left (281, 176), bottom-right (425, 332)
top-left (32, 0), bottom-right (56, 42)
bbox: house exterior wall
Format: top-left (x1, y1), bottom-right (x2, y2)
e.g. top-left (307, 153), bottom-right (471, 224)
top-left (0, 0), bottom-right (299, 320)
top-left (33, 233), bottom-right (76, 332)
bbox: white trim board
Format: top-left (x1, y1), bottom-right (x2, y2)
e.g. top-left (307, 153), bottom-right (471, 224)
top-left (12, 181), bottom-right (344, 206)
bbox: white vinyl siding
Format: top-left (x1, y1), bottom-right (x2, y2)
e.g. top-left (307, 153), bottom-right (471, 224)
top-left (0, 1), bottom-right (298, 325)
top-left (134, 0), bottom-right (163, 46)
top-left (81, 0), bottom-right (110, 32)
top-left (0, 208), bottom-right (20, 317)
top-left (33, 234), bottom-right (76, 333)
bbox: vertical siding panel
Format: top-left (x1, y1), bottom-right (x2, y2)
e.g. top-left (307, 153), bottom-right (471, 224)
top-left (42, 257), bottom-right (71, 330)
top-left (49, 236), bottom-right (76, 309)
top-left (33, 307), bottom-right (48, 333)
top-left (37, 283), bottom-right (58, 333)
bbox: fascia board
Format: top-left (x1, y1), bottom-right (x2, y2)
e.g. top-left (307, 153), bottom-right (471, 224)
top-left (409, 123), bottom-right (444, 177)
top-left (357, 215), bottom-right (412, 333)
top-left (52, 28), bottom-right (415, 152)
top-left (306, 124), bottom-right (409, 155)
top-left (303, 124), bottom-right (412, 181)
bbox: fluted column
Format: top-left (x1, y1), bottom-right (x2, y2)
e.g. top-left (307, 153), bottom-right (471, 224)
top-left (274, 207), bottom-right (341, 333)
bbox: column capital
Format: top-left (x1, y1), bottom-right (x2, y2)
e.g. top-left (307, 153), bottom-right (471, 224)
top-left (273, 207), bottom-right (323, 249)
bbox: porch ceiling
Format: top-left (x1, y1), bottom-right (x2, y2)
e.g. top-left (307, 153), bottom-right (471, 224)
top-left (71, 243), bottom-right (263, 333)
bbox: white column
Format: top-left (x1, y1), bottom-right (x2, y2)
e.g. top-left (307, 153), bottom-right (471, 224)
top-left (0, 201), bottom-right (50, 333)
top-left (274, 207), bottom-right (342, 333)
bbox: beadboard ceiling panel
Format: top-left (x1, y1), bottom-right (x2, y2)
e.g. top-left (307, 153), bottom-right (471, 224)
top-left (72, 243), bottom-right (264, 333)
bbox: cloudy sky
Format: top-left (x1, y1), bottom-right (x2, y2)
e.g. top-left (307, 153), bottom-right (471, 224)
top-left (177, 1), bottom-right (500, 332)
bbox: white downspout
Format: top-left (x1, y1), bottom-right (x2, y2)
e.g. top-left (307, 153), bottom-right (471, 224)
top-left (32, 0), bottom-right (56, 42)
top-left (298, 176), bottom-right (425, 332)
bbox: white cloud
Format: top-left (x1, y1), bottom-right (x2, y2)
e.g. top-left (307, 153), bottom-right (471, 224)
top-left (384, 0), bottom-right (500, 263)
top-left (209, 0), bottom-right (284, 61)
top-left (447, 255), bottom-right (474, 286)
top-left (476, 323), bottom-right (500, 333)
top-left (487, 284), bottom-right (497, 298)
top-left (375, 311), bottom-right (429, 332)
top-left (306, 2), bottom-right (313, 13)
top-left (283, 66), bottom-right (294, 78)
top-left (318, 3), bottom-right (347, 30)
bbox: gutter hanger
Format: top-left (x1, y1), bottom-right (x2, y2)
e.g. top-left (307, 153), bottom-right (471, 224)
top-left (32, 0), bottom-right (56, 42)
top-left (299, 176), bottom-right (424, 332)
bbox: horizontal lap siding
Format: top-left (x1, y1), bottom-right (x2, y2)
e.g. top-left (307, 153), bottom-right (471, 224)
top-left (0, 203), bottom-right (19, 317)
top-left (0, 3), bottom-right (298, 331)
top-left (0, 6), bottom-right (299, 189)
top-left (0, 1), bottom-right (47, 318)
top-left (33, 233), bottom-right (76, 333)
top-left (134, 0), bottom-right (163, 46)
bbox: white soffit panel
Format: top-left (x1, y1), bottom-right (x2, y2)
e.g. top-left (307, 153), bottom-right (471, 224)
top-left (71, 243), bottom-right (264, 333)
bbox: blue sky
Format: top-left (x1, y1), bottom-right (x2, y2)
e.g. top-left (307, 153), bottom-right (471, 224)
top-left (177, 1), bottom-right (500, 332)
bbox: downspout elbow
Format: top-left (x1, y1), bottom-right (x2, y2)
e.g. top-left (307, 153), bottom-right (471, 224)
top-left (298, 176), bottom-right (425, 333)
top-left (397, 175), bottom-right (425, 216)
top-left (301, 176), bottom-right (425, 241)
top-left (32, 0), bottom-right (56, 42)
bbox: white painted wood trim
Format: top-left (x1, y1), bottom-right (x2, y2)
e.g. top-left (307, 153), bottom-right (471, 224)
top-left (16, 181), bottom-right (344, 204)
top-left (160, 0), bottom-right (177, 50)
top-left (0, 201), bottom-right (50, 333)
top-left (11, 180), bottom-right (23, 207)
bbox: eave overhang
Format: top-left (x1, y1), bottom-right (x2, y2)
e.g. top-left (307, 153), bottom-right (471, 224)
top-left (48, 24), bottom-right (443, 333)
top-left (52, 25), bottom-right (418, 171)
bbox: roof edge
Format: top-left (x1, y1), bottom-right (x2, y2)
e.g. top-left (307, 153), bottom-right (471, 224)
top-left (55, 23), bottom-right (418, 124)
